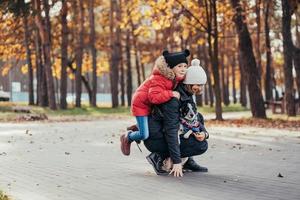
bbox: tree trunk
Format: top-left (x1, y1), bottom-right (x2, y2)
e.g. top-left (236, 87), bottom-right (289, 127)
top-left (204, 84), bottom-right (209, 105)
top-left (281, 0), bottom-right (296, 116)
top-left (255, 0), bottom-right (262, 88)
top-left (231, 0), bottom-right (266, 118)
top-left (195, 42), bottom-right (202, 107)
top-left (238, 51), bottom-right (247, 107)
top-left (225, 55), bottom-right (230, 105)
top-left (204, 0), bottom-right (215, 109)
top-left (75, 0), bottom-right (84, 107)
top-left (294, 48), bottom-right (300, 101)
top-left (60, 0), bottom-right (68, 109)
top-left (88, 0), bottom-right (97, 107)
top-left (41, 65), bottom-right (49, 107)
top-left (34, 28), bottom-right (41, 105)
top-left (231, 53), bottom-right (237, 104)
top-left (43, 0), bottom-right (54, 109)
top-left (22, 14), bottom-right (34, 105)
top-left (201, 43), bottom-right (214, 107)
top-left (67, 59), bottom-right (93, 101)
top-left (55, 76), bottom-right (59, 104)
top-left (141, 62), bottom-right (146, 82)
top-left (132, 29), bottom-right (141, 86)
top-left (33, 0), bottom-right (56, 110)
top-left (294, 12), bottom-right (300, 101)
top-left (34, 27), bottom-right (47, 106)
top-left (264, 0), bottom-right (273, 101)
top-left (221, 50), bottom-right (225, 104)
top-left (126, 30), bottom-right (133, 106)
top-left (209, 0), bottom-right (223, 120)
top-left (118, 0), bottom-right (125, 106)
top-left (109, 0), bottom-right (120, 108)
top-left (221, 49), bottom-right (230, 106)
top-left (196, 94), bottom-right (203, 107)
top-left (120, 53), bottom-right (125, 106)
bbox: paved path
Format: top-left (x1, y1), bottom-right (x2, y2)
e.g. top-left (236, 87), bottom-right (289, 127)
top-left (0, 119), bottom-right (299, 200)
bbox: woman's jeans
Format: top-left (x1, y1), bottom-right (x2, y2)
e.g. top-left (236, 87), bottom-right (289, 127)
top-left (128, 116), bottom-right (149, 141)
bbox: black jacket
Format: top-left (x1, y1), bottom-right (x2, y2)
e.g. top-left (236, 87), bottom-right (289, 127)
top-left (147, 83), bottom-right (207, 164)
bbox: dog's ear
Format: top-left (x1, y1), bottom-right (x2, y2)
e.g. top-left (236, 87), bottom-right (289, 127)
top-left (182, 104), bottom-right (189, 116)
top-left (193, 106), bottom-right (197, 113)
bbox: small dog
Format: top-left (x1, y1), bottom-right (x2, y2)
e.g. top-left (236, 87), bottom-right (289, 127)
top-left (178, 103), bottom-right (206, 140)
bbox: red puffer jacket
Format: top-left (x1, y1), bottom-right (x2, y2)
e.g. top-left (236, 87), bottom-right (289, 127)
top-left (131, 56), bottom-right (183, 116)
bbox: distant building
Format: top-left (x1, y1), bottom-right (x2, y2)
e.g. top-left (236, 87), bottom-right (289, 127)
top-left (0, 65), bottom-right (111, 93)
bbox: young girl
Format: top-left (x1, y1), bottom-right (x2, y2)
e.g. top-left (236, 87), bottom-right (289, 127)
top-left (120, 49), bottom-right (190, 156)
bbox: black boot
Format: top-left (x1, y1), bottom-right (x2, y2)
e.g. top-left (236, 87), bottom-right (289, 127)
top-left (183, 157), bottom-right (208, 172)
top-left (146, 153), bottom-right (168, 175)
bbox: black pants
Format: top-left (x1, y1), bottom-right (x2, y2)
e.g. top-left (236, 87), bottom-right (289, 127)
top-left (144, 136), bottom-right (208, 159)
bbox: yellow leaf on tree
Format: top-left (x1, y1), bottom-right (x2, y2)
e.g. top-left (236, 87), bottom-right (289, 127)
top-left (152, 21), bottom-right (161, 30)
top-left (197, 38), bottom-right (206, 46)
top-left (1, 63), bottom-right (10, 76)
top-left (182, 29), bottom-right (190, 40)
top-left (21, 64), bottom-right (28, 74)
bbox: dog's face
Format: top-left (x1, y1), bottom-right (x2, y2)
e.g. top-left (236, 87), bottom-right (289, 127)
top-left (181, 103), bottom-right (197, 121)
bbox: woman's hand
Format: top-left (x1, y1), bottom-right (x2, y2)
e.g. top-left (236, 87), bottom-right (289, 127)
top-left (172, 91), bottom-right (180, 99)
top-left (193, 132), bottom-right (206, 141)
top-left (169, 163), bottom-right (183, 177)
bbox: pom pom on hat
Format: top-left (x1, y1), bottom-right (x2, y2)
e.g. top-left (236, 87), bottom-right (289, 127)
top-left (162, 50), bottom-right (169, 57)
top-left (183, 59), bottom-right (207, 85)
top-left (184, 49), bottom-right (190, 57)
top-left (191, 58), bottom-right (200, 67)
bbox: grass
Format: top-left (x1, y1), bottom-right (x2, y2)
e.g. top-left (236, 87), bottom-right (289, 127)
top-left (0, 102), bottom-right (15, 112)
top-left (197, 103), bottom-right (250, 114)
top-left (0, 102), bottom-right (131, 121)
top-left (0, 191), bottom-right (11, 200)
top-left (266, 112), bottom-right (300, 121)
top-left (32, 105), bottom-right (131, 116)
top-left (0, 102), bottom-right (248, 115)
top-left (3, 101), bottom-right (298, 122)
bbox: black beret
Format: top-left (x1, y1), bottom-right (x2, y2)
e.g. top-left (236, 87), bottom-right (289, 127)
top-left (163, 49), bottom-right (190, 68)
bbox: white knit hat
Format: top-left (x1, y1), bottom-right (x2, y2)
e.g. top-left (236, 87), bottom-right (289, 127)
top-left (183, 59), bottom-right (207, 85)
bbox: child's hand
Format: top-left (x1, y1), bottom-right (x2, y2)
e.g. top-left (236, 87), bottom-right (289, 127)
top-left (172, 91), bottom-right (180, 99)
top-left (193, 132), bottom-right (206, 141)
